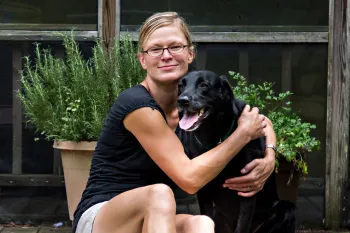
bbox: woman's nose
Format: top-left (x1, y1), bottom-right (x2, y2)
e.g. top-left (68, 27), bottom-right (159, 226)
top-left (161, 48), bottom-right (173, 59)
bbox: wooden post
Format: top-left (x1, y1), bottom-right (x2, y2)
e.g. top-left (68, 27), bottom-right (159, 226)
top-left (53, 47), bottom-right (64, 176)
top-left (98, 0), bottom-right (103, 38)
top-left (102, 0), bottom-right (117, 51)
top-left (12, 44), bottom-right (23, 175)
top-left (325, 0), bottom-right (350, 229)
top-left (115, 0), bottom-right (121, 43)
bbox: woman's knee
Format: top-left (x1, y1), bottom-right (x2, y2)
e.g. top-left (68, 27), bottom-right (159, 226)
top-left (147, 184), bottom-right (176, 214)
top-left (185, 215), bottom-right (215, 232)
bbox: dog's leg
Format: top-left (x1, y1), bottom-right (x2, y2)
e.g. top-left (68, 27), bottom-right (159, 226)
top-left (213, 187), bottom-right (241, 233)
top-left (252, 200), bottom-right (296, 233)
top-left (197, 184), bottom-right (215, 219)
top-left (234, 196), bottom-right (256, 233)
top-left (251, 171), bottom-right (296, 233)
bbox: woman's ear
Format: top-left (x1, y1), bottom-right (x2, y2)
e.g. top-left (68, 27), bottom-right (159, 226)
top-left (137, 52), bottom-right (147, 70)
top-left (187, 46), bottom-right (195, 64)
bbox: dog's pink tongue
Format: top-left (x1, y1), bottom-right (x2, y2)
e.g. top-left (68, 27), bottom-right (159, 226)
top-left (179, 112), bottom-right (199, 130)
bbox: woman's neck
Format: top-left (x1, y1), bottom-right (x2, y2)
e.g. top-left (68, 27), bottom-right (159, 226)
top-left (141, 78), bottom-right (178, 118)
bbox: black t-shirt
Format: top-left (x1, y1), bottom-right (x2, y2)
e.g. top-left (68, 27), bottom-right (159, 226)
top-left (72, 84), bottom-right (177, 233)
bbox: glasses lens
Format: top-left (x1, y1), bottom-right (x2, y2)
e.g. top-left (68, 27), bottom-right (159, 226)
top-left (146, 45), bottom-right (186, 57)
top-left (169, 46), bottom-right (184, 54)
top-left (148, 48), bottom-right (163, 57)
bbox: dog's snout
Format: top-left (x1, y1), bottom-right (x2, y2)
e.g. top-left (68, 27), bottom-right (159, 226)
top-left (178, 95), bottom-right (191, 107)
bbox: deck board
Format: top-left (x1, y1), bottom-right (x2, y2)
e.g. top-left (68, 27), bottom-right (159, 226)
top-left (38, 227), bottom-right (71, 233)
top-left (1, 227), bottom-right (38, 233)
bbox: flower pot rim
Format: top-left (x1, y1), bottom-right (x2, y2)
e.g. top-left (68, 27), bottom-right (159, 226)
top-left (53, 140), bottom-right (97, 151)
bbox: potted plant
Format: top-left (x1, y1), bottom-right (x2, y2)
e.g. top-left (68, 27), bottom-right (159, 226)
top-left (229, 71), bottom-right (321, 203)
top-left (17, 32), bottom-right (145, 220)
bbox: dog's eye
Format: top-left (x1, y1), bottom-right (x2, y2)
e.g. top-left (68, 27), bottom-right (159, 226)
top-left (199, 82), bottom-right (210, 89)
top-left (179, 80), bottom-right (186, 88)
top-left (178, 83), bottom-right (185, 94)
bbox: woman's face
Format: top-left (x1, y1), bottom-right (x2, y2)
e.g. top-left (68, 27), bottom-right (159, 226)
top-left (138, 24), bottom-right (194, 85)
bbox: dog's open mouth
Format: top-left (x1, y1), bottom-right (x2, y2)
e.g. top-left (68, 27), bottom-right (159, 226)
top-left (179, 108), bottom-right (210, 131)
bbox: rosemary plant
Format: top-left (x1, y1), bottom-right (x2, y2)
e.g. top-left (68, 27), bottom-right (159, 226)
top-left (18, 33), bottom-right (145, 142)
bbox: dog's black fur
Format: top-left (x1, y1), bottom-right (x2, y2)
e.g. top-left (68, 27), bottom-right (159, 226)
top-left (177, 70), bottom-right (296, 233)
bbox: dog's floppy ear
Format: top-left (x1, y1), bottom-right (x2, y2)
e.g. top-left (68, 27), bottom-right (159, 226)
top-left (233, 98), bottom-right (247, 114)
top-left (219, 75), bottom-right (234, 101)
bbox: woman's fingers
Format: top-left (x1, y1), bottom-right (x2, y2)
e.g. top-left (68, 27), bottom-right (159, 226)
top-left (222, 158), bottom-right (270, 196)
top-left (236, 185), bottom-right (263, 197)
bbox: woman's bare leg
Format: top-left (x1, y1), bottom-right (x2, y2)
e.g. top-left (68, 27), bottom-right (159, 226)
top-left (92, 184), bottom-right (177, 233)
top-left (175, 214), bottom-right (215, 233)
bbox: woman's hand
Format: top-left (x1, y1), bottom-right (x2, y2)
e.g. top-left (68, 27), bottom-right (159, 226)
top-left (237, 105), bottom-right (267, 141)
top-left (223, 116), bottom-right (276, 197)
top-left (222, 156), bottom-right (275, 197)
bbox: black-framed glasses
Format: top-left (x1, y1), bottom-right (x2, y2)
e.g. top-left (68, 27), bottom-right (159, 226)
top-left (142, 45), bottom-right (188, 57)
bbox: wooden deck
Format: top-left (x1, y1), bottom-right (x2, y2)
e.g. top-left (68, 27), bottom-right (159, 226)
top-left (0, 226), bottom-right (71, 233)
top-left (0, 184), bottom-right (349, 232)
top-left (0, 226), bottom-right (350, 233)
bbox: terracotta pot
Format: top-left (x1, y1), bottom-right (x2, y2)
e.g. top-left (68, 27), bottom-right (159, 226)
top-left (53, 141), bottom-right (96, 220)
top-left (275, 159), bottom-right (300, 204)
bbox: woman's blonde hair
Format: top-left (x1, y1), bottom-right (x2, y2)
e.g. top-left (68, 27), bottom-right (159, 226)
top-left (138, 12), bottom-right (194, 51)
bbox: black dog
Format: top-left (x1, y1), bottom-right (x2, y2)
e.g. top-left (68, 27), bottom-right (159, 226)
top-left (177, 70), bottom-right (296, 233)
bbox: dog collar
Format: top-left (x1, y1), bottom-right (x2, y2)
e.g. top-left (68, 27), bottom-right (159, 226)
top-left (220, 118), bottom-right (236, 143)
top-left (194, 118), bottom-right (236, 150)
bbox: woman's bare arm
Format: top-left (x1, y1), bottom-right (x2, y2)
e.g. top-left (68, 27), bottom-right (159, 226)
top-left (124, 105), bottom-right (265, 194)
top-left (222, 116), bottom-right (276, 197)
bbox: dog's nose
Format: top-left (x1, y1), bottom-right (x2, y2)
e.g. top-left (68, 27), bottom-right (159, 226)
top-left (178, 95), bottom-right (191, 107)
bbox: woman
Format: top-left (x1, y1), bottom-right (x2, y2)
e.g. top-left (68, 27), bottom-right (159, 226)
top-left (73, 11), bottom-right (276, 233)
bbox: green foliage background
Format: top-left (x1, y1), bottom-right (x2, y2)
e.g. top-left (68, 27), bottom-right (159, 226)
top-left (18, 33), bottom-right (146, 142)
top-left (229, 71), bottom-right (321, 177)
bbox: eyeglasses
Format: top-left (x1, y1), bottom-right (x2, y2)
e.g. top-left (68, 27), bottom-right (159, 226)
top-left (142, 45), bottom-right (188, 57)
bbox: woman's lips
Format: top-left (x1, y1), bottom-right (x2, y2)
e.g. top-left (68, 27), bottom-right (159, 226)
top-left (158, 65), bottom-right (178, 70)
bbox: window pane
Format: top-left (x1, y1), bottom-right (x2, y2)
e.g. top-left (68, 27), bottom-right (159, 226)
top-left (190, 43), bottom-right (327, 178)
top-left (121, 0), bottom-right (328, 30)
top-left (0, 0), bottom-right (97, 30)
top-left (0, 42), bottom-right (13, 173)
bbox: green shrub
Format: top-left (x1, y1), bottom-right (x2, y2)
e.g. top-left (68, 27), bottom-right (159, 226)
top-left (18, 33), bottom-right (146, 142)
top-left (229, 71), bottom-right (321, 179)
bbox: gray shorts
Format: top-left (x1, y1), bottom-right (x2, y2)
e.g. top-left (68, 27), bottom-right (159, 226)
top-left (75, 201), bottom-right (108, 233)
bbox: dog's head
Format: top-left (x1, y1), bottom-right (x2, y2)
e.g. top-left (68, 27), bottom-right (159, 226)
top-left (177, 70), bottom-right (234, 131)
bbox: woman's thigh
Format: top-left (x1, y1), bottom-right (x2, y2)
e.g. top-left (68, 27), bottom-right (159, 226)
top-left (176, 214), bottom-right (215, 233)
top-left (92, 184), bottom-right (175, 233)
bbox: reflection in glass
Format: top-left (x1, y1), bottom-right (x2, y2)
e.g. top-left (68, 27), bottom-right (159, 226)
top-left (121, 0), bottom-right (328, 28)
top-left (0, 42), bottom-right (13, 173)
top-left (0, 0), bottom-right (97, 29)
